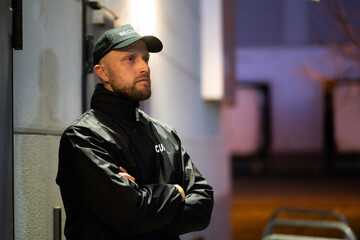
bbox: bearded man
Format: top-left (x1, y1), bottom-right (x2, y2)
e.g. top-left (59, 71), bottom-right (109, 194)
top-left (56, 24), bottom-right (214, 240)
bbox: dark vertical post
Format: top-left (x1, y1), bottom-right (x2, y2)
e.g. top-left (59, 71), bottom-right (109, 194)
top-left (261, 84), bottom-right (271, 159)
top-left (53, 207), bottom-right (62, 240)
top-left (82, 0), bottom-right (88, 113)
top-left (12, 0), bottom-right (22, 50)
top-left (0, 0), bottom-right (16, 239)
top-left (222, 0), bottom-right (236, 103)
top-left (322, 80), bottom-right (336, 174)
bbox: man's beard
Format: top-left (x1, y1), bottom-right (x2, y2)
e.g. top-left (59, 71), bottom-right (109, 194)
top-left (113, 81), bottom-right (152, 101)
top-left (108, 72), bottom-right (152, 101)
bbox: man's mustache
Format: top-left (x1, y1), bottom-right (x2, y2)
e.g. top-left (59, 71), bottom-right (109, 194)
top-left (135, 74), bottom-right (150, 82)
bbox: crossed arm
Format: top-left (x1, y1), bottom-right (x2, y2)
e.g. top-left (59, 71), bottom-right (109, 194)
top-left (57, 127), bottom-right (213, 237)
top-left (118, 166), bottom-right (185, 202)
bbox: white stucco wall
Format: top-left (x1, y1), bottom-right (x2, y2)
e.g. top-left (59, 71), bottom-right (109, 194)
top-left (13, 0), bottom-right (82, 133)
top-left (13, 0), bottom-right (82, 238)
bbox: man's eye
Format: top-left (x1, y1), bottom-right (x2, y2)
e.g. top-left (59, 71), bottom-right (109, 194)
top-left (127, 57), bottom-right (133, 61)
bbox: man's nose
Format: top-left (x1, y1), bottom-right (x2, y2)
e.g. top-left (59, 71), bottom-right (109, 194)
top-left (139, 59), bottom-right (150, 73)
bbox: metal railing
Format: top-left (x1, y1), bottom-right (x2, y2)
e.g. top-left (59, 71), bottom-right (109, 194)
top-left (262, 208), bottom-right (357, 240)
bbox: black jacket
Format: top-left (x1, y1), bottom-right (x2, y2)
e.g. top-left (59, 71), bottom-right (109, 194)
top-left (56, 84), bottom-right (214, 240)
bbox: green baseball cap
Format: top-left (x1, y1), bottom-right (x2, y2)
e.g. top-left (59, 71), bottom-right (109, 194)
top-left (93, 24), bottom-right (163, 65)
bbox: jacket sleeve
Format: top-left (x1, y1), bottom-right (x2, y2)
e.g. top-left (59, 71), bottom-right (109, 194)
top-left (157, 135), bottom-right (214, 236)
top-left (56, 125), bottom-right (184, 236)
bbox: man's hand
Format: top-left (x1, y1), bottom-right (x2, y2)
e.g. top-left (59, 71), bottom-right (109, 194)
top-left (118, 166), bottom-right (138, 189)
top-left (174, 184), bottom-right (185, 202)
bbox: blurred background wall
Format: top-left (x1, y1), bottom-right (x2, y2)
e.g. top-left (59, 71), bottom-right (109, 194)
top-left (226, 0), bottom-right (360, 175)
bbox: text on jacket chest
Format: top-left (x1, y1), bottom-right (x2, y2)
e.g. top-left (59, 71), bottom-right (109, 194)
top-left (155, 143), bottom-right (166, 153)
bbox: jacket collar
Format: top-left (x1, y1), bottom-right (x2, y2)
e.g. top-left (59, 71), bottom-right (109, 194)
top-left (90, 84), bottom-right (140, 120)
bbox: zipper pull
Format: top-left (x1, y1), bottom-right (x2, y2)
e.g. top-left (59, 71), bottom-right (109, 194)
top-left (135, 108), bottom-right (140, 122)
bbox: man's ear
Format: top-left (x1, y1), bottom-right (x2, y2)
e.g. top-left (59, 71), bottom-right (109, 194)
top-left (94, 64), bottom-right (108, 82)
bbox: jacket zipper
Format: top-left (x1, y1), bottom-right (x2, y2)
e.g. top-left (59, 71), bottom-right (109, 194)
top-left (135, 108), bottom-right (140, 122)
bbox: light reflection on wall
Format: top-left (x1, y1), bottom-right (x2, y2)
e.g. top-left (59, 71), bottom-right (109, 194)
top-left (130, 0), bottom-right (155, 35)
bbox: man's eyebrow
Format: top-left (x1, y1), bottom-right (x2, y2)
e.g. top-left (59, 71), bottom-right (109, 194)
top-left (121, 53), bottom-right (135, 58)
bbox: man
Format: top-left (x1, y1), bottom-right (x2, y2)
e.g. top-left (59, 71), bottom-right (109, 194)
top-left (56, 24), bottom-right (214, 240)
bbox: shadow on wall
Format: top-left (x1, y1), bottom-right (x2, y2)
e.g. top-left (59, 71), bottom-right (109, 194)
top-left (15, 48), bottom-right (64, 239)
top-left (38, 48), bottom-right (63, 129)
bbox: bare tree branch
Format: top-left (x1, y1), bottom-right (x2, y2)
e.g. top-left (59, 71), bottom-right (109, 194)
top-left (325, 0), bottom-right (360, 48)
